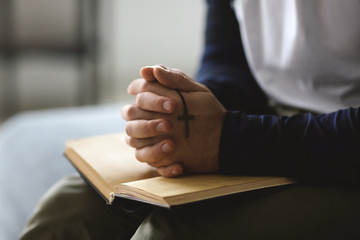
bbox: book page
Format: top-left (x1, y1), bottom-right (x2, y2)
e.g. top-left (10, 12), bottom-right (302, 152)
top-left (66, 133), bottom-right (158, 188)
top-left (122, 174), bottom-right (293, 198)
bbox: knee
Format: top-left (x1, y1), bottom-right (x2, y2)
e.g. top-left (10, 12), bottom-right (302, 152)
top-left (20, 176), bottom-right (102, 239)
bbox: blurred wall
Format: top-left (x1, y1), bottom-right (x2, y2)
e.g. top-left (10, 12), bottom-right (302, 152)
top-left (0, 0), bottom-right (205, 119)
top-left (13, 0), bottom-right (78, 49)
top-left (0, 0), bottom-right (80, 120)
top-left (98, 0), bottom-right (205, 103)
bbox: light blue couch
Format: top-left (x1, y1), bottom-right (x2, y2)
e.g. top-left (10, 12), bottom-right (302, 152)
top-left (0, 104), bottom-right (126, 240)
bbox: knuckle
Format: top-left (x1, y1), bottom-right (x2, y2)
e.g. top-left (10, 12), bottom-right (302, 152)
top-left (175, 74), bottom-right (186, 85)
top-left (125, 122), bottom-right (132, 136)
top-left (135, 93), bottom-right (142, 105)
top-left (121, 105), bottom-right (130, 120)
top-left (127, 106), bottom-right (138, 119)
top-left (144, 121), bottom-right (155, 136)
top-left (126, 136), bottom-right (137, 148)
top-left (122, 104), bottom-right (137, 120)
top-left (135, 92), bottom-right (146, 107)
top-left (135, 147), bottom-right (157, 164)
top-left (138, 80), bottom-right (150, 92)
top-left (128, 79), bottom-right (143, 94)
top-left (135, 150), bottom-right (144, 162)
top-left (151, 145), bottom-right (162, 160)
top-left (127, 81), bottom-right (136, 94)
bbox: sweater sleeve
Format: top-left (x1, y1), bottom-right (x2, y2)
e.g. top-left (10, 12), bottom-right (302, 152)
top-left (196, 0), bottom-right (272, 114)
top-left (199, 0), bottom-right (360, 185)
top-left (219, 108), bottom-right (360, 184)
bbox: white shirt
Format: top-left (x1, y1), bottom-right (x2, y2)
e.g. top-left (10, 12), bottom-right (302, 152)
top-left (233, 0), bottom-right (360, 113)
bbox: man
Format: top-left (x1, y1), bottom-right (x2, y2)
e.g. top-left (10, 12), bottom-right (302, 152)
top-left (123, 0), bottom-right (360, 183)
top-left (21, 0), bottom-right (360, 239)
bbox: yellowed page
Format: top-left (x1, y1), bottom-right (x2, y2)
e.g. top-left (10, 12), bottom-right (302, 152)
top-left (66, 133), bottom-right (158, 189)
top-left (122, 174), bottom-right (294, 202)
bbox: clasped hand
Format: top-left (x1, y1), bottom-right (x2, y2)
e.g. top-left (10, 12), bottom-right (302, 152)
top-left (122, 65), bottom-right (226, 177)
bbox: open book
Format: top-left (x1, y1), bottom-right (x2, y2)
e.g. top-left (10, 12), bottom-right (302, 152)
top-left (65, 133), bottom-right (295, 208)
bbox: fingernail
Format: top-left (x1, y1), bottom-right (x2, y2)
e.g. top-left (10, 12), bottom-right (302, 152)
top-left (161, 143), bottom-right (172, 152)
top-left (163, 101), bottom-right (171, 111)
top-left (156, 122), bottom-right (167, 132)
top-left (156, 65), bottom-right (168, 71)
top-left (171, 169), bottom-right (179, 176)
top-left (157, 65), bottom-right (166, 69)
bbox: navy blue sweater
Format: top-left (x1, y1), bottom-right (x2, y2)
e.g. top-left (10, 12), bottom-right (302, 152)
top-left (196, 0), bottom-right (360, 184)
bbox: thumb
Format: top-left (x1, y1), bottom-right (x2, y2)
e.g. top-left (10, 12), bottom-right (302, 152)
top-left (156, 163), bottom-right (184, 178)
top-left (140, 65), bottom-right (169, 81)
top-left (153, 66), bottom-right (208, 92)
top-left (140, 66), bottom-right (157, 81)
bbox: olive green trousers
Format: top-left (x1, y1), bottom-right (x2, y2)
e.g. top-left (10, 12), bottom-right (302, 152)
top-left (20, 175), bottom-right (360, 240)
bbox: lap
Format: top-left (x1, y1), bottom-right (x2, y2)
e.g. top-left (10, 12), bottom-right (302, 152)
top-left (133, 184), bottom-right (360, 240)
top-left (20, 175), bottom-right (152, 240)
top-left (21, 176), bottom-right (360, 240)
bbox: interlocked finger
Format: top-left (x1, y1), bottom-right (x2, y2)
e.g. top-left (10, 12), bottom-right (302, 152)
top-left (136, 92), bottom-right (175, 113)
top-left (126, 135), bottom-right (166, 149)
top-left (125, 119), bottom-right (170, 138)
top-left (156, 163), bottom-right (184, 177)
top-left (153, 66), bottom-right (208, 92)
top-left (134, 139), bottom-right (175, 167)
top-left (121, 104), bottom-right (158, 121)
top-left (128, 79), bottom-right (174, 97)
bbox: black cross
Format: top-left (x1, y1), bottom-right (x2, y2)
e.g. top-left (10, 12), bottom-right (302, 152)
top-left (176, 90), bottom-right (195, 138)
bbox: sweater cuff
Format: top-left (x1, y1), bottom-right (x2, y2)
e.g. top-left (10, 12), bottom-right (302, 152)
top-left (219, 110), bottom-right (263, 174)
